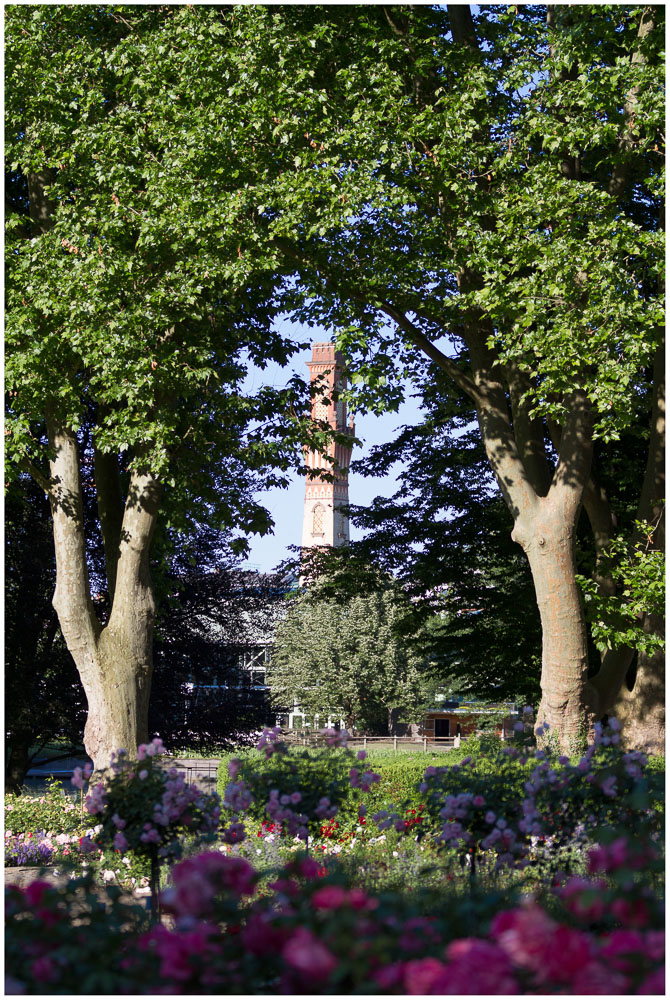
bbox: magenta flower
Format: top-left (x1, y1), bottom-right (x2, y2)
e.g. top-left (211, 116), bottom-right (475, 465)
top-left (403, 957), bottom-right (448, 995)
top-left (311, 885), bottom-right (349, 910)
top-left (444, 938), bottom-right (519, 994)
top-left (282, 927), bottom-right (337, 979)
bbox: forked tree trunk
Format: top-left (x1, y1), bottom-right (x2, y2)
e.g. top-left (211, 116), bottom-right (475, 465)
top-left (469, 326), bottom-right (594, 752)
top-left (24, 172), bottom-right (162, 771)
top-left (46, 414), bottom-right (160, 770)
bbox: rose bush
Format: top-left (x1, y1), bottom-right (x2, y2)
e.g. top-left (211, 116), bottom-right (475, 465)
top-left (5, 826), bottom-right (664, 995)
top-left (221, 727), bottom-right (381, 845)
top-left (78, 738), bottom-right (221, 862)
top-left (406, 717), bottom-right (662, 878)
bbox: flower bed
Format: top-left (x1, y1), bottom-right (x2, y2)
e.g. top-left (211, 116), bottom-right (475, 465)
top-left (4, 721), bottom-right (665, 994)
top-left (5, 833), bottom-right (664, 994)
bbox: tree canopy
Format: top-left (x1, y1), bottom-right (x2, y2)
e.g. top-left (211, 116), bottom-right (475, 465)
top-left (5, 5), bottom-right (664, 755)
top-left (269, 585), bottom-right (428, 735)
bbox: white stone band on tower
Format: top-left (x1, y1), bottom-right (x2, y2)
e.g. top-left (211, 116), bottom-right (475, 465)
top-left (301, 341), bottom-right (354, 551)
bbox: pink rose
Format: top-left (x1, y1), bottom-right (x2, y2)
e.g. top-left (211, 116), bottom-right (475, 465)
top-left (444, 938), bottom-right (519, 994)
top-left (404, 957), bottom-right (448, 995)
top-left (312, 885), bottom-right (349, 910)
top-left (282, 927), bottom-right (336, 979)
top-left (492, 903), bottom-right (591, 983)
top-left (571, 960), bottom-right (630, 995)
top-left (22, 881), bottom-right (52, 907)
top-left (241, 912), bottom-right (288, 956)
top-left (296, 857), bottom-right (321, 879)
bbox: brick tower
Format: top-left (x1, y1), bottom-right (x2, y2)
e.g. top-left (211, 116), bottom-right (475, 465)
top-left (302, 342), bottom-right (355, 550)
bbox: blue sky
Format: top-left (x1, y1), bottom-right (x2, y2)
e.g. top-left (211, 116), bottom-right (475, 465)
top-left (241, 320), bottom-right (427, 572)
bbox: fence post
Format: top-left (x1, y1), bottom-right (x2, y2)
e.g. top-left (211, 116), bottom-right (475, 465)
top-left (393, 737), bottom-right (398, 751)
top-left (363, 737), bottom-right (367, 751)
top-left (423, 737), bottom-right (427, 752)
top-left (455, 735), bottom-right (460, 749)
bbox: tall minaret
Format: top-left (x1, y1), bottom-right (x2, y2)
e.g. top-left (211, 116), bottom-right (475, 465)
top-left (302, 342), bottom-right (355, 550)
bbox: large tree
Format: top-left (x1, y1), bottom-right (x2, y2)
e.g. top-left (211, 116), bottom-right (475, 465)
top-left (269, 585), bottom-right (427, 735)
top-left (7, 5), bottom-right (664, 757)
top-left (5, 7), bottom-right (335, 768)
top-left (220, 4), bottom-right (664, 750)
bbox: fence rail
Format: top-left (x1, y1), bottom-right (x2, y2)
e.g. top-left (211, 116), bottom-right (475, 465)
top-left (282, 734), bottom-right (462, 752)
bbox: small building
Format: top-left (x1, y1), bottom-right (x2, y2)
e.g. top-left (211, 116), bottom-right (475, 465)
top-left (423, 701), bottom-right (519, 741)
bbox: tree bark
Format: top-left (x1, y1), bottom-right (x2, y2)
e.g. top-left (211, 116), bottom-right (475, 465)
top-left (609, 616), bottom-right (665, 754)
top-left (46, 412), bottom-right (161, 769)
top-left (507, 392), bottom-right (594, 750)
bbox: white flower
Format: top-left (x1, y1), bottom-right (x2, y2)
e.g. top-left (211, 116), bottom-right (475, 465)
top-left (393, 851), bottom-right (399, 858)
top-left (122, 856), bottom-right (131, 866)
top-left (102, 869), bottom-right (116, 881)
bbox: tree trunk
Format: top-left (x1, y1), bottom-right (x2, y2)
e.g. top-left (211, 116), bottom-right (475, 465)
top-left (513, 505), bottom-right (592, 750)
top-left (79, 633), bottom-right (153, 769)
top-left (610, 614), bottom-right (665, 754)
top-left (468, 329), bottom-right (594, 751)
top-left (46, 413), bottom-right (160, 770)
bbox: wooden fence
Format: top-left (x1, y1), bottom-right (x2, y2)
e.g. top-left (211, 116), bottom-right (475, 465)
top-left (282, 733), bottom-right (462, 752)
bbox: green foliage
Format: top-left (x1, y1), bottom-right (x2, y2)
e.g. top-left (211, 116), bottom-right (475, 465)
top-left (578, 512), bottom-right (666, 654)
top-left (229, 746), bottom-right (358, 837)
top-left (5, 4), bottom-right (329, 555)
top-left (269, 584), bottom-right (429, 733)
top-left (217, 747), bottom-right (484, 832)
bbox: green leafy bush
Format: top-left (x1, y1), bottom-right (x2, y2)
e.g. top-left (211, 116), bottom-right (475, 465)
top-left (5, 779), bottom-right (86, 839)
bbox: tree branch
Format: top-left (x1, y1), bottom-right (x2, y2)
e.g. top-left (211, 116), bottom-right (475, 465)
top-left (270, 235), bottom-right (481, 404)
top-left (548, 389), bottom-right (593, 517)
top-left (21, 458), bottom-right (56, 500)
top-left (377, 301), bottom-right (481, 404)
top-left (506, 361), bottom-right (553, 496)
top-left (608, 6), bottom-right (656, 199)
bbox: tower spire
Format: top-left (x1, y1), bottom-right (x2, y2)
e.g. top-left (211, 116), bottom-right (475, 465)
top-left (301, 342), bottom-right (354, 551)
